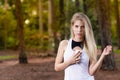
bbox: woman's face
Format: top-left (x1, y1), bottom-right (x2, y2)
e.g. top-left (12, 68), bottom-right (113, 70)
top-left (72, 20), bottom-right (85, 40)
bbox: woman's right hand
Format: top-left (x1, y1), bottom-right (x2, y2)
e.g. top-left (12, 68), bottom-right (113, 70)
top-left (68, 50), bottom-right (82, 64)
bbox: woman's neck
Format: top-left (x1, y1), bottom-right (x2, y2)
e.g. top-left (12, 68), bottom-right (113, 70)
top-left (73, 37), bottom-right (84, 42)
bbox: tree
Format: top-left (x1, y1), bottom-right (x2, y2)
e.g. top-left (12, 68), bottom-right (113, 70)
top-left (59, 0), bottom-right (65, 40)
top-left (3, 0), bottom-right (9, 49)
top-left (83, 0), bottom-right (87, 14)
top-left (15, 0), bottom-right (28, 63)
top-left (96, 0), bottom-right (116, 70)
top-left (48, 0), bottom-right (59, 53)
top-left (38, 0), bottom-right (43, 47)
top-left (75, 0), bottom-right (80, 12)
top-left (114, 0), bottom-right (120, 49)
top-left (48, 0), bottom-right (53, 36)
top-left (4, 0), bottom-right (9, 10)
top-left (38, 0), bottom-right (43, 37)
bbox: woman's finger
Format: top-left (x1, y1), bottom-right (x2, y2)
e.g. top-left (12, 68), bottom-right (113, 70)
top-left (75, 52), bottom-right (81, 58)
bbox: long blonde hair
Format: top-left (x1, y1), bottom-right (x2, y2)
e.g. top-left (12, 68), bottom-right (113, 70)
top-left (71, 12), bottom-right (97, 62)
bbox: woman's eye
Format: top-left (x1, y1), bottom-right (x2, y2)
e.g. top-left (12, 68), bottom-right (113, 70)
top-left (75, 25), bottom-right (79, 28)
top-left (81, 26), bottom-right (84, 28)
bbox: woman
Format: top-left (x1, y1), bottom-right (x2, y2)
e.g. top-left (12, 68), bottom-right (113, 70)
top-left (54, 12), bottom-right (112, 80)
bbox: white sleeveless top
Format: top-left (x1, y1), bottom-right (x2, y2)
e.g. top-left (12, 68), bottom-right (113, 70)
top-left (64, 39), bottom-right (94, 80)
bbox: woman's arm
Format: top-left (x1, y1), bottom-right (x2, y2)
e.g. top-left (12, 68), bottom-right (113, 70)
top-left (89, 45), bottom-right (112, 76)
top-left (54, 40), bottom-right (70, 71)
top-left (54, 40), bottom-right (81, 71)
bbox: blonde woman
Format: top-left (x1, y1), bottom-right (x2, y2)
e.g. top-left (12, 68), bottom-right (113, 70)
top-left (54, 12), bottom-right (112, 80)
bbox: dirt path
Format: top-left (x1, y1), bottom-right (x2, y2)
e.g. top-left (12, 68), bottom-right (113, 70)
top-left (0, 57), bottom-right (120, 80)
top-left (0, 57), bottom-right (64, 80)
top-left (0, 57), bottom-right (54, 69)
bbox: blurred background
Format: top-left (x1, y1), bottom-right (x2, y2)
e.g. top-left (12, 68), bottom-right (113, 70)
top-left (0, 0), bottom-right (120, 80)
top-left (0, 0), bottom-right (119, 55)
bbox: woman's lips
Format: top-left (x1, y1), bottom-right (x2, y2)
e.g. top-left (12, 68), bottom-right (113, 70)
top-left (77, 33), bottom-right (82, 36)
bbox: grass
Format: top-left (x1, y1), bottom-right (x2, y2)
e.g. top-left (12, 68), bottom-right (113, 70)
top-left (0, 55), bottom-right (17, 60)
top-left (114, 49), bottom-right (120, 53)
top-left (97, 45), bottom-right (101, 49)
top-left (115, 59), bottom-right (120, 62)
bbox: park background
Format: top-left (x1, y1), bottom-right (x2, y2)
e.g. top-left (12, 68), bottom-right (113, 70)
top-left (0, 0), bottom-right (120, 80)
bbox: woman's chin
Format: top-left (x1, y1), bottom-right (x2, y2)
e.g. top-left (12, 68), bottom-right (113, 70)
top-left (77, 36), bottom-right (83, 39)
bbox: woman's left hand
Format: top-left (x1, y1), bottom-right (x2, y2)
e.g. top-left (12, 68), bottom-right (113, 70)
top-left (102, 45), bottom-right (112, 56)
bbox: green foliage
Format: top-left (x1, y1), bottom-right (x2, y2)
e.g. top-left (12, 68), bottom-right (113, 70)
top-left (0, 55), bottom-right (17, 60)
top-left (111, 25), bottom-right (117, 45)
top-left (114, 49), bottom-right (120, 53)
top-left (24, 28), bottom-right (40, 48)
top-left (0, 7), bottom-right (17, 49)
top-left (6, 37), bottom-right (18, 48)
top-left (0, 0), bottom-right (119, 51)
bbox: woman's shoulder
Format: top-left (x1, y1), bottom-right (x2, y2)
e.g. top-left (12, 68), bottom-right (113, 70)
top-left (60, 40), bottom-right (68, 45)
top-left (59, 40), bottom-right (69, 50)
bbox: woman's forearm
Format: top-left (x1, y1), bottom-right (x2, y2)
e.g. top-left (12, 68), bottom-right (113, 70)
top-left (89, 54), bottom-right (105, 75)
top-left (89, 45), bottom-right (112, 75)
top-left (55, 60), bottom-right (71, 71)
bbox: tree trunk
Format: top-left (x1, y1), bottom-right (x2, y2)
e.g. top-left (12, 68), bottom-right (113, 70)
top-left (38, 0), bottom-right (43, 47)
top-left (59, 0), bottom-right (65, 40)
top-left (83, 0), bottom-right (87, 14)
top-left (4, 0), bottom-right (9, 10)
top-left (96, 0), bottom-right (116, 70)
top-left (4, 0), bottom-right (9, 50)
top-left (48, 0), bottom-right (53, 36)
top-left (114, 0), bottom-right (120, 49)
top-left (38, 0), bottom-right (43, 36)
top-left (15, 0), bottom-right (28, 63)
top-left (75, 0), bottom-right (80, 12)
top-left (48, 0), bottom-right (58, 53)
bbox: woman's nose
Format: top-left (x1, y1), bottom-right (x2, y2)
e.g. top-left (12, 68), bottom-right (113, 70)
top-left (78, 27), bottom-right (82, 31)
